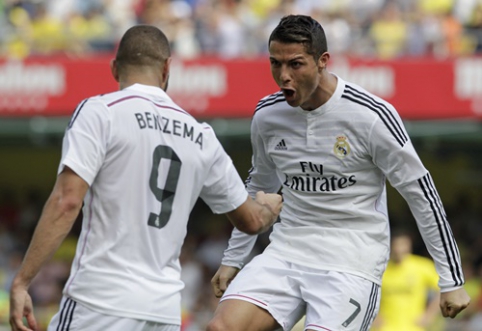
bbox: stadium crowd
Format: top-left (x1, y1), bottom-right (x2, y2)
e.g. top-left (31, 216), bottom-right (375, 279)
top-left (1, 0), bottom-right (482, 330)
top-left (0, 0), bottom-right (481, 59)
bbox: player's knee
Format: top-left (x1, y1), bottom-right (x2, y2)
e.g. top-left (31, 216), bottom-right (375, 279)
top-left (206, 317), bottom-right (227, 331)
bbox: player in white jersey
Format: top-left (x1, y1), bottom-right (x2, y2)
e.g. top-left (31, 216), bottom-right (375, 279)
top-left (207, 15), bottom-right (470, 331)
top-left (9, 25), bottom-right (282, 331)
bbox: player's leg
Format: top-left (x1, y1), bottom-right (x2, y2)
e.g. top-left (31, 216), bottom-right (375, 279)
top-left (301, 270), bottom-right (380, 331)
top-left (207, 299), bottom-right (281, 331)
top-left (206, 253), bottom-right (305, 331)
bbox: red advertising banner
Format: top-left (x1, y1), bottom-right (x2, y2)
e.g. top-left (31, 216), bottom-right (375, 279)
top-left (0, 56), bottom-right (481, 120)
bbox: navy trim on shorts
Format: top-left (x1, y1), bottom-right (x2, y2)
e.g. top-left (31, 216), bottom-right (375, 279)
top-left (359, 283), bottom-right (379, 331)
top-left (56, 298), bottom-right (77, 331)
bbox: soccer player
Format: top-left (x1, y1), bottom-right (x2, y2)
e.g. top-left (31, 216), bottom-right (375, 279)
top-left (9, 25), bottom-right (282, 331)
top-left (371, 229), bottom-right (440, 331)
top-left (207, 15), bottom-right (470, 331)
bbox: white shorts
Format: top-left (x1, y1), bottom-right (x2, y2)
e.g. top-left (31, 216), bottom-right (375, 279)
top-left (47, 296), bottom-right (180, 331)
top-left (221, 253), bottom-right (380, 331)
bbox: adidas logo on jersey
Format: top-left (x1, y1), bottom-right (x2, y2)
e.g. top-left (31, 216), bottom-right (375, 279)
top-left (275, 139), bottom-right (287, 150)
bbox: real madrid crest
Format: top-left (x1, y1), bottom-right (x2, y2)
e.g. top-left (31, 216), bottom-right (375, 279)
top-left (333, 135), bottom-right (351, 159)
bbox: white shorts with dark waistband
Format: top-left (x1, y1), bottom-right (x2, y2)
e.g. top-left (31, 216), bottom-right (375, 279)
top-left (221, 253), bottom-right (381, 331)
top-left (47, 296), bottom-right (180, 331)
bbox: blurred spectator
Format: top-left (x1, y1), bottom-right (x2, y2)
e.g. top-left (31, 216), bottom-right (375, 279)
top-left (418, 0), bottom-right (454, 17)
top-left (467, 2), bottom-right (482, 52)
top-left (369, 2), bottom-right (408, 58)
top-left (180, 235), bottom-right (204, 314)
top-left (2, 249), bottom-right (23, 292)
top-left (371, 229), bottom-right (441, 331)
top-left (1, 0), bottom-right (481, 59)
top-left (67, 3), bottom-right (115, 53)
top-left (18, 188), bottom-right (44, 233)
top-left (196, 230), bottom-right (231, 273)
top-left (214, 0), bottom-right (247, 58)
top-left (0, 188), bottom-right (20, 231)
top-left (29, 2), bottom-right (66, 55)
top-left (0, 287), bottom-right (8, 329)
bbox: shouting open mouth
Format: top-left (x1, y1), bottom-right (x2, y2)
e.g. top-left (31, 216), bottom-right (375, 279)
top-left (281, 88), bottom-right (295, 102)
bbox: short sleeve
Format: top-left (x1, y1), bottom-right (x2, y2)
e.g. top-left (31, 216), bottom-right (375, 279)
top-left (199, 126), bottom-right (248, 214)
top-left (58, 98), bottom-right (111, 185)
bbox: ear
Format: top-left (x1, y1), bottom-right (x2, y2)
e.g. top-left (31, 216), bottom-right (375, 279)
top-left (318, 52), bottom-right (330, 72)
top-left (110, 59), bottom-right (119, 82)
top-left (163, 57), bottom-right (172, 82)
top-left (161, 57), bottom-right (172, 91)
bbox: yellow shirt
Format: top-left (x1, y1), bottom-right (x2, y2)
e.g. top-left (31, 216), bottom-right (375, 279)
top-left (369, 20), bottom-right (407, 59)
top-left (418, 0), bottom-right (454, 15)
top-left (374, 255), bottom-right (439, 331)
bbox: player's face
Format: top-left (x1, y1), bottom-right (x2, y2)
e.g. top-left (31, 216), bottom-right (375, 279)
top-left (269, 41), bottom-right (323, 110)
top-left (390, 235), bottom-right (412, 263)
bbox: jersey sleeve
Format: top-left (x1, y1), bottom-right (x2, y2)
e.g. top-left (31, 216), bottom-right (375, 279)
top-left (221, 114), bottom-right (280, 268)
top-left (58, 98), bottom-right (111, 185)
top-left (221, 228), bottom-right (258, 269)
top-left (199, 125), bottom-right (248, 214)
top-left (369, 107), bottom-right (464, 291)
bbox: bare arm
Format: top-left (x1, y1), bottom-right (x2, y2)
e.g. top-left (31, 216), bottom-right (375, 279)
top-left (226, 191), bottom-right (282, 235)
top-left (9, 167), bottom-right (88, 331)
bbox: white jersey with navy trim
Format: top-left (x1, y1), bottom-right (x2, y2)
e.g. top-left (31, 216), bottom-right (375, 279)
top-left (222, 75), bottom-right (463, 291)
top-left (59, 84), bottom-right (248, 324)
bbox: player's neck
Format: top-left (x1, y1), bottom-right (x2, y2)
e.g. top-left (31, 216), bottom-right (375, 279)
top-left (302, 73), bottom-right (338, 111)
top-left (118, 75), bottom-right (164, 91)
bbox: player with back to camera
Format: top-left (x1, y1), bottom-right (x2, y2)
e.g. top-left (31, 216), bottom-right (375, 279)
top-left (206, 14), bottom-right (470, 331)
top-left (9, 25), bottom-right (282, 331)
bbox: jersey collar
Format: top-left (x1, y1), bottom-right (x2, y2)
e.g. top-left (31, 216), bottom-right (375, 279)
top-left (124, 83), bottom-right (173, 102)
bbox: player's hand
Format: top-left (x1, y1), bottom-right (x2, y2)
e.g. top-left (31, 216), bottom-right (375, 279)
top-left (211, 264), bottom-right (240, 298)
top-left (440, 287), bottom-right (470, 318)
top-left (9, 281), bottom-right (37, 331)
top-left (255, 191), bottom-right (283, 223)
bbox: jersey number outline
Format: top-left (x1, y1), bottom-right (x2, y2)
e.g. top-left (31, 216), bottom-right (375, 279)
top-left (342, 298), bottom-right (361, 327)
top-left (148, 145), bottom-right (182, 229)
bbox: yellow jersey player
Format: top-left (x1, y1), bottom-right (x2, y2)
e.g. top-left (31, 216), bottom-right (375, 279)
top-left (372, 230), bottom-right (440, 331)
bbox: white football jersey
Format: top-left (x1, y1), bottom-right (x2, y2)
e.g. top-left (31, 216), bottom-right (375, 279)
top-left (222, 75), bottom-right (463, 292)
top-left (58, 84), bottom-right (248, 324)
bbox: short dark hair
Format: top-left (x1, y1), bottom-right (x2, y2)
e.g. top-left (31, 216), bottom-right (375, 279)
top-left (269, 15), bottom-right (328, 61)
top-left (390, 227), bottom-right (413, 241)
top-left (115, 25), bottom-right (171, 73)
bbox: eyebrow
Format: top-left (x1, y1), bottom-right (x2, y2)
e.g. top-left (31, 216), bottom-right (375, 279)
top-left (289, 56), bottom-right (305, 61)
top-left (269, 55), bottom-right (305, 62)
